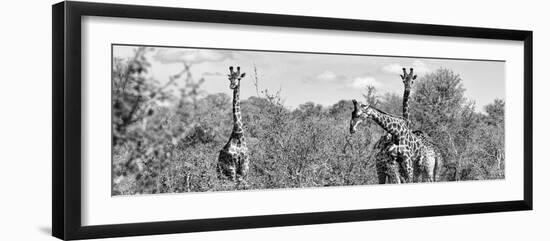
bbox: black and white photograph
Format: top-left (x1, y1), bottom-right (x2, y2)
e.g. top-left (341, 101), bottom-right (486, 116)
top-left (112, 44), bottom-right (505, 195)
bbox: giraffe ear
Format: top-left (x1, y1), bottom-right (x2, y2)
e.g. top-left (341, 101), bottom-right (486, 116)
top-left (413, 75), bottom-right (417, 80)
top-left (240, 73), bottom-right (246, 78)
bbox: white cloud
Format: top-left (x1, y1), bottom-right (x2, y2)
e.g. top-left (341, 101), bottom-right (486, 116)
top-left (304, 70), bottom-right (347, 84)
top-left (381, 63), bottom-right (403, 75)
top-left (303, 70), bottom-right (382, 89)
top-left (411, 60), bottom-right (431, 75)
top-left (315, 70), bottom-right (339, 81)
top-left (153, 49), bottom-right (234, 65)
top-left (307, 70), bottom-right (380, 90)
top-left (381, 60), bottom-right (431, 76)
top-left (348, 76), bottom-right (381, 89)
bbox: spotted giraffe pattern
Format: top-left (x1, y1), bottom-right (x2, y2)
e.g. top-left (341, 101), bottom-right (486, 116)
top-left (412, 130), bottom-right (440, 182)
top-left (350, 100), bottom-right (429, 183)
top-left (375, 131), bottom-right (439, 183)
top-left (217, 66), bottom-right (250, 182)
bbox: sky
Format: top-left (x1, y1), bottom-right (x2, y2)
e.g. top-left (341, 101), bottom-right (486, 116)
top-left (113, 45), bottom-right (505, 113)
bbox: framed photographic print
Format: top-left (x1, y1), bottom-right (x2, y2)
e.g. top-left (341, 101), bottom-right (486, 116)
top-left (52, 1), bottom-right (533, 240)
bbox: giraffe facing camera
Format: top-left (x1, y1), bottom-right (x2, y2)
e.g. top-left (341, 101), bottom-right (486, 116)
top-left (227, 66), bottom-right (246, 89)
top-left (217, 66), bottom-right (250, 183)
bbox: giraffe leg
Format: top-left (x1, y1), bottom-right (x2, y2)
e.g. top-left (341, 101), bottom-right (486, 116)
top-left (242, 154), bottom-right (250, 180)
top-left (425, 152), bottom-right (436, 182)
top-left (388, 144), bottom-right (412, 183)
top-left (426, 169), bottom-right (434, 182)
top-left (400, 155), bottom-right (414, 183)
top-left (236, 155), bottom-right (243, 181)
top-left (226, 153), bottom-right (238, 182)
top-left (236, 153), bottom-right (250, 183)
top-left (388, 159), bottom-right (401, 184)
top-left (217, 151), bottom-right (230, 180)
top-left (377, 171), bottom-right (387, 184)
top-left (413, 156), bottom-right (423, 183)
top-left (228, 163), bottom-right (237, 182)
top-left (376, 157), bottom-right (388, 184)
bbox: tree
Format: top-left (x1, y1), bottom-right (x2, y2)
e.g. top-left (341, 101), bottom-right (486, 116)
top-left (411, 68), bottom-right (478, 181)
top-left (484, 99), bottom-right (505, 126)
top-left (475, 99), bottom-right (505, 179)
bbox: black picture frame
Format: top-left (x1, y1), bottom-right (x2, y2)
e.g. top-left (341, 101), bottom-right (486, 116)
top-left (52, 1), bottom-right (533, 240)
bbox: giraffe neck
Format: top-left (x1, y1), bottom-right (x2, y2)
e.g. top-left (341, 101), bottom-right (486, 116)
top-left (402, 84), bottom-right (411, 120)
top-left (232, 85), bottom-right (244, 134)
top-left (366, 107), bottom-right (407, 137)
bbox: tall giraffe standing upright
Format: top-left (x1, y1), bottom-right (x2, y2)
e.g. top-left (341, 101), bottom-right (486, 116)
top-left (371, 68), bottom-right (416, 184)
top-left (217, 66), bottom-right (250, 182)
top-left (400, 68), bottom-right (439, 182)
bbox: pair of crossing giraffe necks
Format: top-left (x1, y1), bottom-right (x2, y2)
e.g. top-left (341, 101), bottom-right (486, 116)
top-left (216, 66), bottom-right (436, 184)
top-left (350, 68), bottom-right (438, 183)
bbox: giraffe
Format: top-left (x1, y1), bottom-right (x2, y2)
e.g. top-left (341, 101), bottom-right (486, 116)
top-left (217, 66), bottom-right (250, 182)
top-left (372, 68), bottom-right (417, 184)
top-left (399, 67), bottom-right (440, 182)
top-left (350, 99), bottom-right (429, 183)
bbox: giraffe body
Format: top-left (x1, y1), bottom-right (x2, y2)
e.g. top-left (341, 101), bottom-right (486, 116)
top-left (217, 66), bottom-right (249, 182)
top-left (412, 130), bottom-right (440, 182)
top-left (217, 133), bottom-right (249, 182)
top-left (375, 131), bottom-right (439, 183)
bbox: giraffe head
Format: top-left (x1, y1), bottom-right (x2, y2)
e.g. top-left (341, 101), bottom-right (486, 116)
top-left (350, 99), bottom-right (375, 134)
top-left (400, 68), bottom-right (417, 88)
top-left (228, 66), bottom-right (246, 89)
